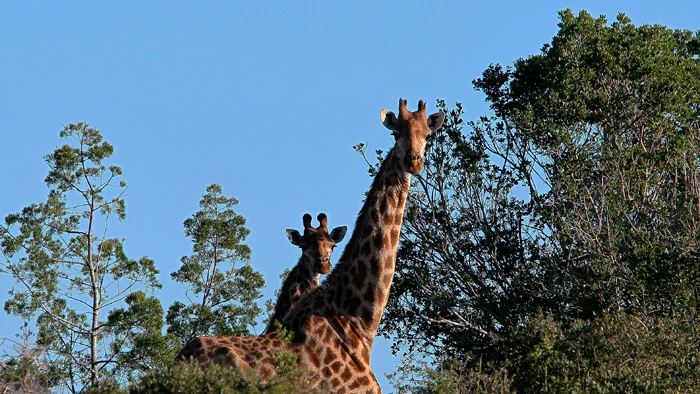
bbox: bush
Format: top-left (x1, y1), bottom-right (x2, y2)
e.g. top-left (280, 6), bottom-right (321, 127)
top-left (390, 313), bottom-right (700, 394)
top-left (495, 313), bottom-right (700, 393)
top-left (509, 313), bottom-right (700, 393)
top-left (388, 354), bottom-right (512, 394)
top-left (86, 357), bottom-right (327, 394)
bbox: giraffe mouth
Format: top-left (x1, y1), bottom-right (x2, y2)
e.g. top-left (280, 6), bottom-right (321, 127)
top-left (317, 261), bottom-right (332, 274)
top-left (405, 155), bottom-right (424, 174)
top-left (407, 160), bottom-right (424, 174)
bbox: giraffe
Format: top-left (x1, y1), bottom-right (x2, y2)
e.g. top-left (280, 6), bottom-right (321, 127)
top-left (173, 212), bottom-right (346, 382)
top-left (263, 212), bottom-right (347, 334)
top-left (176, 98), bottom-right (444, 393)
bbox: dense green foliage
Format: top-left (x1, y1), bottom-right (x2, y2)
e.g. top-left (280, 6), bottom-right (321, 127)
top-left (166, 184), bottom-right (266, 346)
top-left (107, 291), bottom-right (181, 379)
top-left (389, 314), bottom-right (700, 394)
top-left (503, 314), bottom-right (700, 393)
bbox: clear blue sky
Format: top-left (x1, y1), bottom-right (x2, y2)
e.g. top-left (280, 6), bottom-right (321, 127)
top-left (1, 1), bottom-right (697, 391)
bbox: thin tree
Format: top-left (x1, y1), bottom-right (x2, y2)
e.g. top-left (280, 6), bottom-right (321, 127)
top-left (166, 184), bottom-right (265, 345)
top-left (0, 123), bottom-right (161, 392)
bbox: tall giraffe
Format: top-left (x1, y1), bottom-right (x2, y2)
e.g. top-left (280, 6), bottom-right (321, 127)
top-left (263, 213), bottom-right (347, 334)
top-left (176, 98), bottom-right (444, 394)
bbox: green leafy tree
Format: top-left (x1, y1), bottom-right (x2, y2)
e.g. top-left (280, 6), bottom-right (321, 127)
top-left (0, 123), bottom-right (162, 392)
top-left (166, 184), bottom-right (265, 345)
top-left (473, 9), bottom-right (700, 321)
top-left (106, 291), bottom-right (180, 381)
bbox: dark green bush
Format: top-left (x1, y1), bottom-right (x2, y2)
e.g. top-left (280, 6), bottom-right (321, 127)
top-left (502, 313), bottom-right (700, 393)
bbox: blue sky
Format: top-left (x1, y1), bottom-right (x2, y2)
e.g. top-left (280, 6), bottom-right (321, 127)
top-left (1, 1), bottom-right (697, 391)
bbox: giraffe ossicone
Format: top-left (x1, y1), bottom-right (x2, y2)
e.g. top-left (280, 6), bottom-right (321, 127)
top-left (176, 98), bottom-right (445, 394)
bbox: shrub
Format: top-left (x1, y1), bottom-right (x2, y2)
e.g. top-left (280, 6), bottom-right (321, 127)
top-left (502, 313), bottom-right (700, 393)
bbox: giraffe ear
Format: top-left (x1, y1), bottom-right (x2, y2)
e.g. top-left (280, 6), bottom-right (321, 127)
top-left (380, 109), bottom-right (398, 131)
top-left (427, 111), bottom-right (445, 133)
top-left (329, 226), bottom-right (348, 243)
top-left (286, 229), bottom-right (303, 246)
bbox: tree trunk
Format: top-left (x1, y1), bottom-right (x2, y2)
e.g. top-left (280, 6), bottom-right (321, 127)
top-left (88, 196), bottom-right (100, 387)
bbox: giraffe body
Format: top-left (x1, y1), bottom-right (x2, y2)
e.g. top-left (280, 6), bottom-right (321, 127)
top-left (176, 333), bottom-right (288, 378)
top-left (176, 99), bottom-right (444, 393)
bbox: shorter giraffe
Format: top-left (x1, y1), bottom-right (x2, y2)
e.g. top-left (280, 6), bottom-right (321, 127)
top-left (175, 214), bottom-right (347, 381)
top-left (263, 213), bottom-right (347, 334)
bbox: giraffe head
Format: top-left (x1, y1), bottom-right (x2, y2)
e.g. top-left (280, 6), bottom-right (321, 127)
top-left (380, 98), bottom-right (445, 174)
top-left (286, 213), bottom-right (347, 274)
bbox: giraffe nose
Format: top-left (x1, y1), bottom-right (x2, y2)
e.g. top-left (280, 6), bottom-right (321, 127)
top-left (405, 154), bottom-right (423, 165)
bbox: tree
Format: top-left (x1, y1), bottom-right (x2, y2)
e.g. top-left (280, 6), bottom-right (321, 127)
top-left (358, 100), bottom-right (545, 360)
top-left (472, 9), bottom-right (700, 321)
top-left (106, 291), bottom-right (180, 381)
top-left (166, 184), bottom-right (265, 345)
top-left (0, 123), bottom-right (162, 392)
top-left (359, 9), bottom-right (700, 389)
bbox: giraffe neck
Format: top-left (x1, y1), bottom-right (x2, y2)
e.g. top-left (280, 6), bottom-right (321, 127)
top-left (264, 257), bottom-right (318, 334)
top-left (319, 148), bottom-right (409, 344)
top-left (179, 148), bottom-right (410, 393)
